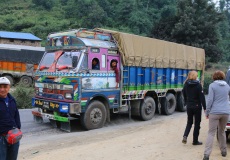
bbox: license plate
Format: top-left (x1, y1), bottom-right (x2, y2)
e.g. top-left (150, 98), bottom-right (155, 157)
top-left (34, 99), bottom-right (59, 110)
top-left (34, 99), bottom-right (45, 108)
top-left (43, 101), bottom-right (49, 109)
top-left (42, 113), bottom-right (55, 120)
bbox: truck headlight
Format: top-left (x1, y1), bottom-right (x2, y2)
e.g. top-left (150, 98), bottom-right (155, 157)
top-left (69, 103), bottom-right (81, 114)
top-left (60, 105), bottom-right (69, 113)
top-left (65, 93), bottom-right (72, 99)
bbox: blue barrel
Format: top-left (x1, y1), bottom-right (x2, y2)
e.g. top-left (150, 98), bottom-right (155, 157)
top-left (177, 69), bottom-right (183, 88)
top-left (129, 66), bottom-right (136, 90)
top-left (150, 68), bottom-right (157, 89)
top-left (157, 68), bottom-right (164, 89)
top-left (136, 67), bottom-right (142, 90)
top-left (165, 68), bottom-right (171, 89)
top-left (182, 69), bottom-right (189, 84)
top-left (170, 68), bottom-right (177, 88)
top-left (142, 67), bottom-right (150, 90)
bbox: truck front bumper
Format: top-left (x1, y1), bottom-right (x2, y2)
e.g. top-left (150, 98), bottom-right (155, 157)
top-left (32, 97), bottom-right (81, 114)
top-left (32, 110), bottom-right (76, 122)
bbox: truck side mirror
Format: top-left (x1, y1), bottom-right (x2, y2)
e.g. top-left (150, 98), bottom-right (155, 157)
top-left (72, 56), bottom-right (78, 68)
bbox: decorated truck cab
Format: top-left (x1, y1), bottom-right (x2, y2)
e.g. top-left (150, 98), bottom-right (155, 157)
top-left (32, 28), bottom-right (205, 131)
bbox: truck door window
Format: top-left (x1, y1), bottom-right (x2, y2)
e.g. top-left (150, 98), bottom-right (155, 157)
top-left (92, 58), bottom-right (100, 70)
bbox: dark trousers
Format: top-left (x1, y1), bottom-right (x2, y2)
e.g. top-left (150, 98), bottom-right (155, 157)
top-left (183, 107), bottom-right (202, 142)
top-left (0, 135), bottom-right (19, 160)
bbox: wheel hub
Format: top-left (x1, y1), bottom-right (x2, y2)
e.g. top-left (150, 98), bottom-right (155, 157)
top-left (145, 103), bottom-right (152, 115)
top-left (90, 108), bottom-right (102, 124)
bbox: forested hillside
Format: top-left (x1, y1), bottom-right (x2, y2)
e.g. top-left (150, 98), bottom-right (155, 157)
top-left (0, 0), bottom-right (229, 63)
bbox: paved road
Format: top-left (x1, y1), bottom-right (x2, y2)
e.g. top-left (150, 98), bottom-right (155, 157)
top-left (19, 109), bottom-right (64, 138)
top-left (19, 108), bottom-right (145, 138)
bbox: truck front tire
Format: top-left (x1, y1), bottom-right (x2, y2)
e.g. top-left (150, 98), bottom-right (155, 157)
top-left (81, 100), bottom-right (106, 130)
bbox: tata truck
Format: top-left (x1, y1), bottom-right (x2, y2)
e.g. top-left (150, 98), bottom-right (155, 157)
top-left (32, 28), bottom-right (205, 131)
top-left (0, 44), bottom-right (45, 85)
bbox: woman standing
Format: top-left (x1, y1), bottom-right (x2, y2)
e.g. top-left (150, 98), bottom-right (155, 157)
top-left (182, 70), bottom-right (206, 145)
top-left (203, 70), bottom-right (230, 160)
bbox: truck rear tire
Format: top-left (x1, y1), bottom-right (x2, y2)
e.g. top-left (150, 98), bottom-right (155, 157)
top-left (5, 75), bottom-right (14, 86)
top-left (20, 76), bottom-right (33, 86)
top-left (161, 93), bottom-right (176, 115)
top-left (140, 96), bottom-right (156, 121)
top-left (226, 131), bottom-right (229, 141)
top-left (81, 100), bottom-right (106, 130)
top-left (216, 129), bottom-right (229, 142)
top-left (176, 92), bottom-right (186, 112)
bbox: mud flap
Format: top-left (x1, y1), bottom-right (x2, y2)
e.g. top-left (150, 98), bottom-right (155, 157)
top-left (49, 119), bottom-right (61, 128)
top-left (60, 121), bottom-right (72, 132)
top-left (32, 111), bottom-right (43, 123)
top-left (158, 100), bottom-right (161, 115)
top-left (33, 115), bottom-right (43, 123)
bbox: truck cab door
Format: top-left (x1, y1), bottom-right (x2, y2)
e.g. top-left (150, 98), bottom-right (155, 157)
top-left (107, 55), bottom-right (120, 88)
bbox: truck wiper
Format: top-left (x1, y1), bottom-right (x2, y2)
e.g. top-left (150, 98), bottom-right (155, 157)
top-left (39, 65), bottom-right (49, 71)
top-left (57, 65), bottom-right (73, 71)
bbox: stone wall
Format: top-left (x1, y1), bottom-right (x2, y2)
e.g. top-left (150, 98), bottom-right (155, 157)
top-left (0, 38), bottom-right (41, 47)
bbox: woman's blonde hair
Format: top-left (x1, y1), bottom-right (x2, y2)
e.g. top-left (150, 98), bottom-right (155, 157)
top-left (184, 70), bottom-right (198, 83)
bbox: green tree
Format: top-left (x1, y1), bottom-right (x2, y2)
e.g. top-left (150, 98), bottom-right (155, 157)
top-left (152, 0), bottom-right (224, 62)
top-left (218, 0), bottom-right (230, 61)
top-left (64, 0), bottom-right (107, 28)
top-left (32, 0), bottom-right (54, 10)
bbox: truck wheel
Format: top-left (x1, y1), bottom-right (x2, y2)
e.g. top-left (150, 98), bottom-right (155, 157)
top-left (161, 93), bottom-right (176, 115)
top-left (81, 100), bottom-right (106, 130)
top-left (176, 92), bottom-right (186, 112)
top-left (217, 130), bottom-right (229, 142)
top-left (5, 75), bottom-right (14, 86)
top-left (226, 131), bottom-right (229, 141)
top-left (140, 96), bottom-right (156, 121)
top-left (20, 76), bottom-right (33, 86)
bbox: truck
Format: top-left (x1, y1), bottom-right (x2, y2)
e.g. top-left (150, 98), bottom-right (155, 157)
top-left (0, 44), bottom-right (45, 85)
top-left (31, 28), bottom-right (205, 132)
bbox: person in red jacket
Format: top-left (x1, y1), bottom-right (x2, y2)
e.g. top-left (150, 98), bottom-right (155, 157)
top-left (0, 77), bottom-right (21, 160)
top-left (110, 59), bottom-right (120, 88)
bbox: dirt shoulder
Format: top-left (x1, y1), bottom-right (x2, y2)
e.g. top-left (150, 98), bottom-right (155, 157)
top-left (18, 112), bottom-right (229, 160)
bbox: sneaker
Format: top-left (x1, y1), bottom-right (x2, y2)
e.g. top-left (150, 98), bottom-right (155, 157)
top-left (203, 155), bottom-right (209, 160)
top-left (192, 141), bottom-right (202, 145)
top-left (221, 152), bottom-right (227, 157)
top-left (182, 136), bottom-right (187, 144)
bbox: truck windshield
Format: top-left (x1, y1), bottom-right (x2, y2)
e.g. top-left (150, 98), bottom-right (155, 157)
top-left (39, 51), bottom-right (81, 71)
top-left (39, 52), bottom-right (55, 70)
top-left (56, 51), bottom-right (81, 71)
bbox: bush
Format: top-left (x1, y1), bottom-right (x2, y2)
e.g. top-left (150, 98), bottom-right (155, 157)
top-left (11, 83), bottom-right (35, 109)
top-left (203, 73), bottom-right (213, 94)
